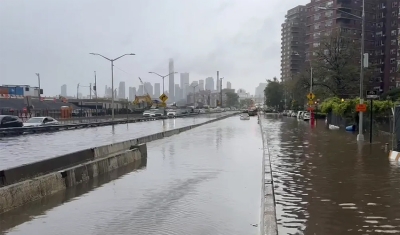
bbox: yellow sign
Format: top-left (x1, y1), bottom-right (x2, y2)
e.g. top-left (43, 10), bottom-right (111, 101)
top-left (159, 93), bottom-right (168, 102)
top-left (307, 93), bottom-right (315, 100)
top-left (308, 100), bottom-right (314, 105)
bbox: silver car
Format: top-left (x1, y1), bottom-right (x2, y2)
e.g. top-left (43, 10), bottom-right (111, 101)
top-left (24, 117), bottom-right (59, 127)
top-left (143, 110), bottom-right (154, 117)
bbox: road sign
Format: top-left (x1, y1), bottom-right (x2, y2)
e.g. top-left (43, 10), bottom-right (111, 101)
top-left (366, 90), bottom-right (379, 99)
top-left (308, 100), bottom-right (314, 105)
top-left (307, 107), bottom-right (314, 111)
top-left (356, 103), bottom-right (367, 112)
top-left (159, 93), bottom-right (168, 102)
top-left (307, 93), bottom-right (315, 100)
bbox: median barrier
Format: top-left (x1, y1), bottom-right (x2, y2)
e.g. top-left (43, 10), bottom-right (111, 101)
top-left (62, 145), bottom-right (144, 187)
top-left (1, 149), bottom-right (95, 186)
top-left (0, 112), bottom-right (240, 213)
top-left (93, 139), bottom-right (138, 159)
top-left (163, 129), bottom-right (180, 137)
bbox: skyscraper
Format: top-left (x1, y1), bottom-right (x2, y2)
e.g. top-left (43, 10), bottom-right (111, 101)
top-left (205, 77), bottom-right (214, 91)
top-left (175, 84), bottom-right (181, 101)
top-left (128, 87), bottom-right (136, 101)
top-left (169, 59), bottom-right (175, 102)
top-left (199, 80), bottom-right (204, 90)
top-left (154, 83), bottom-right (161, 98)
top-left (118, 81), bottom-right (126, 99)
top-left (144, 82), bottom-right (153, 97)
top-left (138, 85), bottom-right (144, 96)
top-left (61, 84), bottom-right (67, 97)
top-left (226, 81), bottom-right (232, 89)
top-left (180, 73), bottom-right (189, 99)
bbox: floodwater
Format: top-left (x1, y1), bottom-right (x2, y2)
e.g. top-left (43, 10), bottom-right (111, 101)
top-left (262, 114), bottom-right (399, 235)
top-left (0, 112), bottom-right (233, 169)
top-left (1, 116), bottom-right (263, 235)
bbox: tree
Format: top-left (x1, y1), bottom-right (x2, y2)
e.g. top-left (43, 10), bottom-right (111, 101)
top-left (225, 92), bottom-right (239, 107)
top-left (294, 30), bottom-right (370, 98)
top-left (264, 78), bottom-right (284, 110)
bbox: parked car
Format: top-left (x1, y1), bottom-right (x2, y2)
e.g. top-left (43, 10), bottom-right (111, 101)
top-left (167, 110), bottom-right (177, 118)
top-left (23, 117), bottom-right (59, 127)
top-left (143, 110), bottom-right (154, 117)
top-left (0, 115), bottom-right (23, 128)
top-left (150, 109), bottom-right (164, 117)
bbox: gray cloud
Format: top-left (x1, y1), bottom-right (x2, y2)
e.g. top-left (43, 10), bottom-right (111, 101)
top-left (0, 0), bottom-right (310, 96)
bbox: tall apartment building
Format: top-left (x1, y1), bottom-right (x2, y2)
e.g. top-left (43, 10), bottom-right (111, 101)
top-left (128, 87), bottom-right (136, 101)
top-left (281, 5), bottom-right (307, 81)
top-left (144, 82), bottom-right (153, 97)
top-left (226, 81), bottom-right (232, 89)
top-left (371, 1), bottom-right (400, 92)
top-left (199, 80), bottom-right (205, 90)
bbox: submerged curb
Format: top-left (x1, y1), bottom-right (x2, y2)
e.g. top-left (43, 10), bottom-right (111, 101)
top-left (258, 113), bottom-right (278, 235)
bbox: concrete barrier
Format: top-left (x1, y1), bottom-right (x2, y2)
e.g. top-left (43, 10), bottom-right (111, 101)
top-left (0, 172), bottom-right (65, 214)
top-left (63, 147), bottom-right (143, 187)
top-left (93, 139), bottom-right (138, 159)
top-left (163, 129), bottom-right (180, 137)
top-left (0, 144), bottom-right (147, 214)
top-left (0, 112), bottom-right (239, 214)
top-left (1, 149), bottom-right (94, 187)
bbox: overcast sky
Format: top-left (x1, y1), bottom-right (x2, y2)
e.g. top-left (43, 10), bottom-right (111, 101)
top-left (0, 0), bottom-right (309, 97)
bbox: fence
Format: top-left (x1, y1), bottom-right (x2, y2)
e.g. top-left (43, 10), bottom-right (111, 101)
top-left (0, 109), bottom-right (143, 123)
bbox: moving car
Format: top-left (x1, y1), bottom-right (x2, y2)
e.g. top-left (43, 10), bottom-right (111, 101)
top-left (240, 113), bottom-right (250, 120)
top-left (167, 110), bottom-right (177, 118)
top-left (150, 109), bottom-right (164, 117)
top-left (23, 117), bottom-right (59, 127)
top-left (0, 115), bottom-right (23, 128)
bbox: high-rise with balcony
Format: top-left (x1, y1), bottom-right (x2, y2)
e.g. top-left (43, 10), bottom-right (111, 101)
top-left (281, 5), bottom-right (307, 81)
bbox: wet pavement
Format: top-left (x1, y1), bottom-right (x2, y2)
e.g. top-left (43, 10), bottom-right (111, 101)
top-left (0, 112), bottom-right (234, 169)
top-left (262, 114), bottom-right (399, 235)
top-left (0, 115), bottom-right (263, 235)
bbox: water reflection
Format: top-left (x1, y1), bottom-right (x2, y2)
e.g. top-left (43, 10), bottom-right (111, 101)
top-left (0, 159), bottom-right (147, 234)
top-left (262, 116), bottom-right (400, 235)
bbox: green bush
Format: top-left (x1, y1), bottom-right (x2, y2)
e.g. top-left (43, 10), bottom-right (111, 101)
top-left (320, 97), bottom-right (393, 117)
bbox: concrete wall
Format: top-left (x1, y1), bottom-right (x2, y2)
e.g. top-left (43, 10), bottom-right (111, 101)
top-left (0, 112), bottom-right (239, 214)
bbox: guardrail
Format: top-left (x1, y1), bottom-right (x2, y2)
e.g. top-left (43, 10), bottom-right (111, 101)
top-left (0, 112), bottom-right (212, 137)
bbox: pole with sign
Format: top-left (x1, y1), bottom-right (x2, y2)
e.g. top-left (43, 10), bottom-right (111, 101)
top-left (366, 90), bottom-right (379, 143)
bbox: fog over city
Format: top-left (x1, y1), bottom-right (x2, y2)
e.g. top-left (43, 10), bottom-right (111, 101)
top-left (0, 0), bottom-right (308, 97)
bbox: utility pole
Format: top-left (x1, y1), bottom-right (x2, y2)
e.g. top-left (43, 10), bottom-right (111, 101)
top-left (35, 73), bottom-right (41, 99)
top-left (357, 0), bottom-right (365, 142)
top-left (89, 83), bottom-right (92, 99)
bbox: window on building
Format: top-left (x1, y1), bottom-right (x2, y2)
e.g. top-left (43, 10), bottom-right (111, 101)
top-left (392, 1), bottom-right (398, 7)
top-left (391, 49), bottom-right (397, 55)
top-left (392, 39), bottom-right (397, 45)
top-left (391, 58), bottom-right (397, 64)
top-left (391, 30), bottom-right (397, 36)
top-left (325, 20), bottom-right (332, 27)
top-left (314, 23), bottom-right (320, 29)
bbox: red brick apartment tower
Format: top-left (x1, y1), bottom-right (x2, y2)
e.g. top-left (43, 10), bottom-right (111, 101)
top-left (371, 0), bottom-right (400, 93)
top-left (280, 5), bottom-right (307, 82)
top-left (304, 0), bottom-right (375, 75)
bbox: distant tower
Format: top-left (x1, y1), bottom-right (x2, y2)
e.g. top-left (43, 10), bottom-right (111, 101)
top-left (169, 59), bottom-right (175, 102)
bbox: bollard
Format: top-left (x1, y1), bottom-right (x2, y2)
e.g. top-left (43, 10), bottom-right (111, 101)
top-left (385, 143), bottom-right (389, 152)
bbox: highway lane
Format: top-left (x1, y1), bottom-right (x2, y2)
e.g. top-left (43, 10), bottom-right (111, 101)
top-left (0, 112), bottom-right (234, 169)
top-left (1, 115), bottom-right (263, 235)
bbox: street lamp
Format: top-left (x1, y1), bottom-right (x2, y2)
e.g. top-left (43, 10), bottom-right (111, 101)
top-left (148, 71), bottom-right (178, 94)
top-left (318, 1), bottom-right (365, 141)
top-left (89, 52), bottom-right (135, 122)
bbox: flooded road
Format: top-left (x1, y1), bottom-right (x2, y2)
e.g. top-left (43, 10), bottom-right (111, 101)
top-left (0, 112), bottom-right (233, 169)
top-left (1, 116), bottom-right (262, 235)
top-left (262, 115), bottom-right (399, 235)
